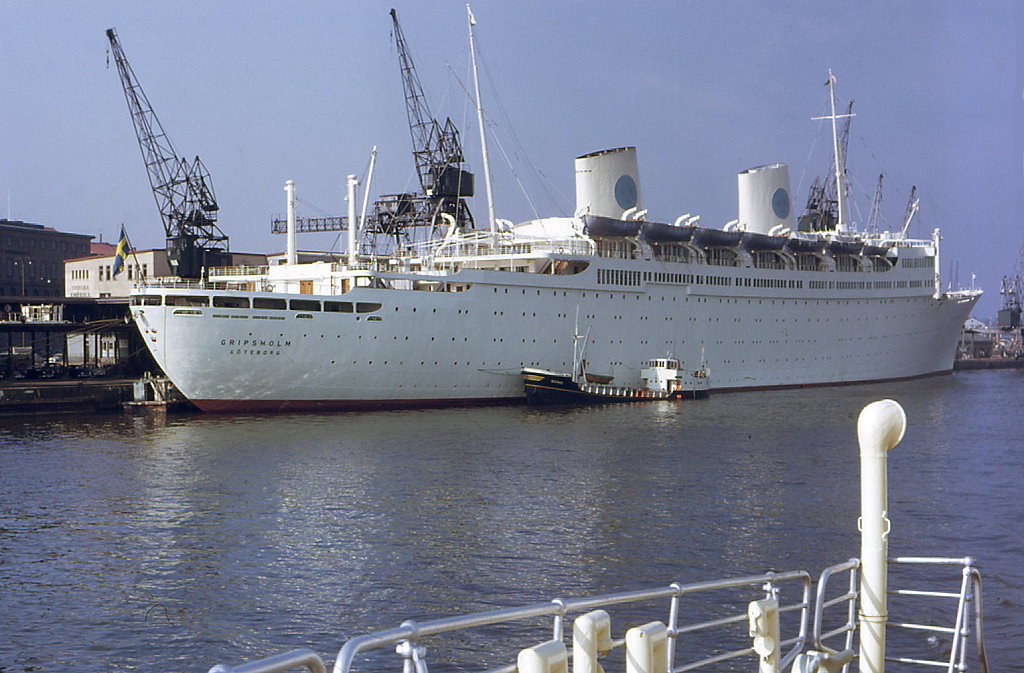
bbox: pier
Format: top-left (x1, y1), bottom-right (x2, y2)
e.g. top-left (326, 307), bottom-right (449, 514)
top-left (0, 298), bottom-right (192, 414)
top-left (0, 376), bottom-right (191, 416)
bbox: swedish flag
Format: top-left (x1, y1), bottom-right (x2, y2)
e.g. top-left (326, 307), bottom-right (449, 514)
top-left (112, 225), bottom-right (132, 278)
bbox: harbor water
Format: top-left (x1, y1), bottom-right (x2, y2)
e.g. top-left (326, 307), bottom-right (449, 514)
top-left (1, 370), bottom-right (1021, 671)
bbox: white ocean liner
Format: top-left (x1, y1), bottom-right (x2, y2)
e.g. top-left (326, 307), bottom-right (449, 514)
top-left (130, 170), bottom-right (978, 412)
top-left (129, 53), bottom-right (978, 413)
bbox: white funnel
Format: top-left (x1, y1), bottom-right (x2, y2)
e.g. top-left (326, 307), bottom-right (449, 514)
top-left (737, 163), bottom-right (794, 234)
top-left (575, 147), bottom-right (643, 220)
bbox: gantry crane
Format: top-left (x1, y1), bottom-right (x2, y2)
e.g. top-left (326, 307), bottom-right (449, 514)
top-left (106, 28), bottom-right (229, 279)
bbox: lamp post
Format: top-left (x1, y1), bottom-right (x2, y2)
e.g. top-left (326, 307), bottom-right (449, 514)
top-left (13, 258), bottom-right (33, 297)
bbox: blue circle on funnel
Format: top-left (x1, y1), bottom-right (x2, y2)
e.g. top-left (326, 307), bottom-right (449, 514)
top-left (772, 187), bottom-right (790, 219)
top-left (615, 175), bottom-right (638, 210)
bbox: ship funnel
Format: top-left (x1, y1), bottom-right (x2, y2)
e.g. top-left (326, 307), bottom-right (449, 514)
top-left (737, 163), bottom-right (794, 235)
top-left (575, 147), bottom-right (643, 220)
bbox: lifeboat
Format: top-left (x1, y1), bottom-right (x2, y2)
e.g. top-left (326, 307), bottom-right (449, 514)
top-left (583, 215), bottom-right (641, 238)
top-left (640, 221), bottom-right (696, 243)
top-left (692, 227), bottom-right (743, 247)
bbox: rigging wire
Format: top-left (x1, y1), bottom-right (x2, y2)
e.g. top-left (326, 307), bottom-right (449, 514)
top-left (476, 48), bottom-right (570, 217)
top-left (794, 103), bottom-right (829, 206)
top-left (449, 60), bottom-right (542, 220)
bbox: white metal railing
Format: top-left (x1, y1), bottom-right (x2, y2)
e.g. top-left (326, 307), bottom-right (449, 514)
top-left (208, 649), bottom-right (325, 673)
top-left (207, 570), bottom-right (812, 673)
top-left (407, 229), bottom-right (594, 260)
top-left (208, 265), bottom-right (270, 277)
top-left (885, 556), bottom-right (989, 673)
top-left (807, 556), bottom-right (989, 673)
top-left (810, 558), bottom-right (860, 662)
top-left (134, 279), bottom-right (207, 290)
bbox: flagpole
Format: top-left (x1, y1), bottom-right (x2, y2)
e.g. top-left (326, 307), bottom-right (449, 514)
top-left (127, 238), bottom-right (145, 281)
top-left (117, 224), bottom-right (145, 282)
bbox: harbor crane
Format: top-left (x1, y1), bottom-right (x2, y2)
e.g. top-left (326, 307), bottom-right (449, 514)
top-left (368, 8), bottom-right (476, 248)
top-left (106, 28), bottom-right (229, 279)
top-left (269, 9), bottom-right (476, 254)
top-left (998, 242), bottom-right (1023, 329)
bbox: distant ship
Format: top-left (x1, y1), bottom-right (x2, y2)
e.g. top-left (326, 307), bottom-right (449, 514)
top-left (129, 20), bottom-right (978, 413)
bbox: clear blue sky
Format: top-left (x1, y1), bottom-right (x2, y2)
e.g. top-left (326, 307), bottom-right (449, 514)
top-left (1, 0), bottom-right (1019, 318)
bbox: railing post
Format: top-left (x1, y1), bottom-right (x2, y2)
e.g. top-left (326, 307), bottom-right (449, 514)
top-left (951, 561), bottom-right (972, 673)
top-left (667, 586), bottom-right (682, 673)
top-left (396, 640), bottom-right (428, 673)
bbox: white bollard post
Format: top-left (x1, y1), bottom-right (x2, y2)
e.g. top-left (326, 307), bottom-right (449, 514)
top-left (573, 610), bottom-right (612, 673)
top-left (857, 399), bottom-right (906, 673)
top-left (518, 640), bottom-right (568, 673)
top-left (625, 622), bottom-right (668, 673)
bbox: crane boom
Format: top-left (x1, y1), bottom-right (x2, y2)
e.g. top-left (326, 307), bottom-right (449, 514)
top-left (389, 8), bottom-right (472, 199)
top-left (106, 28), bottom-right (229, 279)
top-left (360, 9), bottom-right (475, 250)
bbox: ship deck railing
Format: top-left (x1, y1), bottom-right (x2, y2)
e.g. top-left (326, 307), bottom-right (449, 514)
top-left (409, 230), bottom-right (594, 260)
top-left (207, 555), bottom-right (989, 673)
top-left (579, 383), bottom-right (676, 399)
top-left (884, 556), bottom-right (988, 673)
top-left (210, 570), bottom-right (815, 673)
top-left (811, 556), bottom-right (988, 673)
top-left (208, 265), bottom-right (271, 277)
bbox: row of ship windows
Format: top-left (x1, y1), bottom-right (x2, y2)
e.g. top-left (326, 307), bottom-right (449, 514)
top-left (596, 271), bottom-right (931, 292)
top-left (807, 280), bottom-right (932, 290)
top-left (133, 294), bottom-right (382, 313)
top-left (901, 258), bottom-right (933, 269)
top-left (598, 270), bottom-right (733, 287)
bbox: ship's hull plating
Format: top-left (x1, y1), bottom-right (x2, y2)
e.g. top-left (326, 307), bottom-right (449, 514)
top-left (132, 259), bottom-right (978, 412)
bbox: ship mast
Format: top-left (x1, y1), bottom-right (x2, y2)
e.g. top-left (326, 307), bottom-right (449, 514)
top-left (812, 70), bottom-right (855, 233)
top-left (467, 5), bottom-right (497, 243)
top-left (828, 71), bottom-right (850, 231)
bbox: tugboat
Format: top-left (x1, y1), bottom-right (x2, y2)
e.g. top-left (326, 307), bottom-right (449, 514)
top-left (640, 357), bottom-right (709, 399)
top-left (522, 357), bottom-right (708, 405)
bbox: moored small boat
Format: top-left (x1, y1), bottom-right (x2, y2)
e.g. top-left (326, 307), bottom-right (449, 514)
top-left (522, 367), bottom-right (681, 404)
top-left (523, 358), bottom-right (709, 405)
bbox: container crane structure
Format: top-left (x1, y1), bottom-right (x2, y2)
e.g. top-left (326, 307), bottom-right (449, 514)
top-left (106, 28), bottom-right (229, 279)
